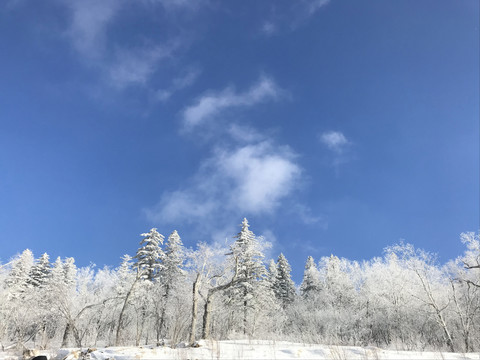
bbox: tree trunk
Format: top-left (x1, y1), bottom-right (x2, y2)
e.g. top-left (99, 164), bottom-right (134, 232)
top-left (435, 309), bottom-right (455, 352)
top-left (135, 307), bottom-right (147, 347)
top-left (189, 273), bottom-right (201, 345)
top-left (201, 290), bottom-right (213, 340)
top-left (115, 276), bottom-right (139, 346)
top-left (415, 268), bottom-right (455, 352)
top-left (243, 297), bottom-right (248, 336)
top-left (201, 257), bottom-right (240, 340)
top-left (72, 325), bottom-right (82, 347)
top-left (61, 323), bottom-right (70, 348)
top-left (158, 285), bottom-right (170, 341)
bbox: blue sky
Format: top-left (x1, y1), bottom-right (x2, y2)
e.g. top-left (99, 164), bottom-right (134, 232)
top-left (0, 0), bottom-right (478, 282)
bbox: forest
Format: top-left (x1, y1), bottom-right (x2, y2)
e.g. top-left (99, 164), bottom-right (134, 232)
top-left (1, 219), bottom-right (479, 353)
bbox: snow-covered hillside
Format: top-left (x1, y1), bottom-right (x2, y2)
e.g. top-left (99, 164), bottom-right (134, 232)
top-left (2, 340), bottom-right (480, 360)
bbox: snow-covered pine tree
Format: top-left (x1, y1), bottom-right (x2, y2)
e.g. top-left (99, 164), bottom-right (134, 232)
top-left (63, 257), bottom-right (77, 290)
top-left (6, 249), bottom-right (34, 299)
top-left (29, 252), bottom-right (51, 288)
top-left (134, 228), bottom-right (165, 282)
top-left (227, 218), bottom-right (271, 335)
top-left (267, 259), bottom-right (278, 292)
top-left (275, 253), bottom-right (296, 308)
top-left (162, 230), bottom-right (186, 288)
top-left (50, 256), bottom-right (64, 285)
top-left (4, 249), bottom-right (38, 347)
top-left (131, 229), bottom-right (166, 345)
top-left (300, 256), bottom-right (321, 299)
top-left (155, 230), bottom-right (187, 343)
top-left (230, 219), bottom-right (267, 281)
top-left (47, 256), bottom-right (77, 307)
top-left (116, 254), bottom-right (134, 295)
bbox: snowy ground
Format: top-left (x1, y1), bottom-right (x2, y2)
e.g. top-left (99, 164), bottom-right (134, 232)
top-left (1, 340), bottom-right (480, 360)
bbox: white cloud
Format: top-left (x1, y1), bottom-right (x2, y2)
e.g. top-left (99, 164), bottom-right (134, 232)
top-left (156, 67), bottom-right (201, 102)
top-left (319, 131), bottom-right (354, 172)
top-left (319, 131), bottom-right (349, 153)
top-left (227, 124), bottom-right (265, 143)
top-left (149, 190), bottom-right (218, 223)
top-left (145, 141), bottom-right (301, 225)
top-left (63, 0), bottom-right (121, 60)
top-left (60, 0), bottom-right (193, 92)
top-left (145, 0), bottom-right (203, 12)
top-left (260, 0), bottom-right (331, 36)
top-left (302, 0), bottom-right (330, 17)
top-left (108, 46), bottom-right (173, 89)
top-left (291, 204), bottom-right (327, 227)
top-left (218, 143), bottom-right (300, 213)
top-left (181, 76), bottom-right (283, 130)
top-left (261, 22), bottom-right (277, 36)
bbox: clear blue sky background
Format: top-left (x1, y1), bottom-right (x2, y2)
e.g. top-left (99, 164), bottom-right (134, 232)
top-left (0, 0), bottom-right (478, 282)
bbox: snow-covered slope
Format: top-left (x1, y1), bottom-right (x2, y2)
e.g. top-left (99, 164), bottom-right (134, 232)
top-left (2, 340), bottom-right (480, 360)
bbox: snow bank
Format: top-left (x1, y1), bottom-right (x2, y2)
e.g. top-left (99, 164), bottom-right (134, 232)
top-left (1, 340), bottom-right (479, 360)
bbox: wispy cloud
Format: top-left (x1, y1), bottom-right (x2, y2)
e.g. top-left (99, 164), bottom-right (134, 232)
top-left (145, 141), bottom-right (301, 226)
top-left (156, 67), bottom-right (201, 102)
top-left (291, 204), bottom-right (327, 227)
top-left (60, 0), bottom-right (194, 92)
top-left (108, 45), bottom-right (174, 89)
top-left (319, 130), bottom-right (353, 171)
top-left (319, 131), bottom-right (349, 153)
top-left (227, 123), bottom-right (266, 144)
top-left (146, 0), bottom-right (204, 12)
top-left (260, 0), bottom-right (331, 35)
top-left (181, 76), bottom-right (283, 130)
top-left (63, 0), bottom-right (121, 60)
top-left (302, 0), bottom-right (331, 17)
top-left (261, 22), bottom-right (278, 37)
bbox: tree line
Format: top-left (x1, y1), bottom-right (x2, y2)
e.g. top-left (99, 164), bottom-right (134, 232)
top-left (1, 219), bottom-right (479, 352)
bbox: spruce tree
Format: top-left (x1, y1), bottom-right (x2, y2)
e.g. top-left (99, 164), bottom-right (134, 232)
top-left (134, 228), bottom-right (165, 281)
top-left (6, 249), bottom-right (34, 299)
top-left (156, 230), bottom-right (186, 342)
top-left (162, 230), bottom-right (186, 288)
top-left (50, 257), bottom-right (65, 285)
top-left (300, 256), bottom-right (321, 298)
top-left (227, 218), bottom-right (271, 335)
top-left (267, 259), bottom-right (278, 293)
top-left (29, 252), bottom-right (51, 288)
top-left (63, 257), bottom-right (77, 290)
top-left (116, 254), bottom-right (134, 295)
top-left (275, 253), bottom-right (296, 308)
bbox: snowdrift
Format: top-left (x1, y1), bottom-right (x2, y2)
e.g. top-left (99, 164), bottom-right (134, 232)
top-left (1, 340), bottom-right (480, 360)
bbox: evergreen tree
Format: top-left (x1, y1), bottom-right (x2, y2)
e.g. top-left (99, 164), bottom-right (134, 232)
top-left (155, 230), bottom-right (187, 343)
top-left (134, 228), bottom-right (165, 281)
top-left (275, 253), bottom-right (296, 308)
top-left (230, 218), bottom-right (267, 282)
top-left (116, 254), bottom-right (134, 295)
top-left (6, 249), bottom-right (34, 298)
top-left (63, 257), bottom-right (77, 290)
top-left (162, 230), bottom-right (186, 288)
top-left (29, 252), bottom-right (51, 288)
top-left (50, 256), bottom-right (65, 285)
top-left (300, 256), bottom-right (321, 298)
top-left (267, 259), bottom-right (278, 293)
top-left (227, 218), bottom-right (271, 335)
